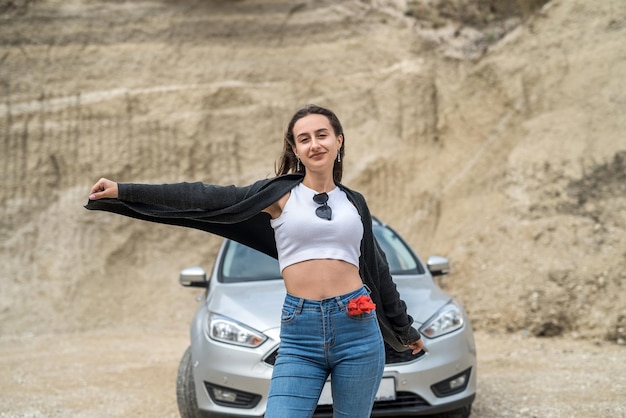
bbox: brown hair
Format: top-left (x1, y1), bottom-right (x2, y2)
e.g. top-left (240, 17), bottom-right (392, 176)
top-left (276, 104), bottom-right (345, 182)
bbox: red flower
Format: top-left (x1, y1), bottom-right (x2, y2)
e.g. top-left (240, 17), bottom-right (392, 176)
top-left (347, 295), bottom-right (376, 316)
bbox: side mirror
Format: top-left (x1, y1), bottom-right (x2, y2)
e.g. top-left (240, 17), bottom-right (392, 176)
top-left (427, 256), bottom-right (450, 277)
top-left (179, 266), bottom-right (208, 288)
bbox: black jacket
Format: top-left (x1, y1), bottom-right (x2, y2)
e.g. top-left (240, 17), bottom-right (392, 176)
top-left (85, 173), bottom-right (420, 351)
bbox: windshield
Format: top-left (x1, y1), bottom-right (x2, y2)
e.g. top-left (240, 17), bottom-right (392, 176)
top-left (219, 223), bottom-right (423, 283)
top-left (372, 224), bottom-right (423, 275)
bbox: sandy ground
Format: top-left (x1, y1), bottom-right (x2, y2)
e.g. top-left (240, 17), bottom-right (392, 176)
top-left (1, 328), bottom-right (624, 418)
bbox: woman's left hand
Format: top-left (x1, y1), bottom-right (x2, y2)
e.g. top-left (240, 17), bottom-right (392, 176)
top-left (407, 338), bottom-right (424, 355)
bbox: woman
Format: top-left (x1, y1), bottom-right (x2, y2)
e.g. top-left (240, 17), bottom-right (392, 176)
top-left (87, 104), bottom-right (423, 417)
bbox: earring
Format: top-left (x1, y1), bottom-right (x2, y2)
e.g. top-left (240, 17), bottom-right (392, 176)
top-left (337, 150), bottom-right (341, 163)
top-left (296, 156), bottom-right (301, 171)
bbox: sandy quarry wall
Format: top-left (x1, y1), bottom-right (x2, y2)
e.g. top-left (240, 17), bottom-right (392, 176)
top-left (1, 0), bottom-right (625, 342)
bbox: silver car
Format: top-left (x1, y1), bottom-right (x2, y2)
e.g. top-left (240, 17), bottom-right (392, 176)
top-left (176, 218), bottom-right (476, 418)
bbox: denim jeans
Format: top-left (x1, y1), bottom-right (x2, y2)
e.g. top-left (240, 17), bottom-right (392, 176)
top-left (265, 286), bottom-right (385, 418)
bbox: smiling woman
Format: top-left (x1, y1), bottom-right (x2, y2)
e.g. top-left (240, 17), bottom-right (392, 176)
top-left (86, 104), bottom-right (423, 418)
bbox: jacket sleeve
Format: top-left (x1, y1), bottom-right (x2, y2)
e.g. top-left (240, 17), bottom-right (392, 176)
top-left (346, 186), bottom-right (421, 346)
top-left (118, 179), bottom-right (267, 211)
top-left (373, 239), bottom-right (421, 344)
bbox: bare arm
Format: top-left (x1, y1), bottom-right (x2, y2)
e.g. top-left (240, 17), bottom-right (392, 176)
top-left (262, 192), bottom-right (290, 219)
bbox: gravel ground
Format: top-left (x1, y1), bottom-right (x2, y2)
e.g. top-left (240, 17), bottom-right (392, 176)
top-left (1, 328), bottom-right (623, 418)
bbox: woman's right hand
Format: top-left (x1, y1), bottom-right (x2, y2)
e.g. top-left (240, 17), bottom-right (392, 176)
top-left (89, 178), bottom-right (119, 200)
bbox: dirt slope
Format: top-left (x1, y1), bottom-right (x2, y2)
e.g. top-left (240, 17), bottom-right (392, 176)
top-left (2, 0), bottom-right (624, 341)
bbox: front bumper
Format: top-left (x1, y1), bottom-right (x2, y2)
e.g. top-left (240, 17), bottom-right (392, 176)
top-left (190, 309), bottom-right (476, 418)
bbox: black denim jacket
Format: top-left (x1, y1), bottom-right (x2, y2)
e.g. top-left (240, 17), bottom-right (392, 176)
top-left (85, 174), bottom-right (420, 351)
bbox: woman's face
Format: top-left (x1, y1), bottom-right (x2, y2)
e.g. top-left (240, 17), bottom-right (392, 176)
top-left (292, 114), bottom-right (342, 174)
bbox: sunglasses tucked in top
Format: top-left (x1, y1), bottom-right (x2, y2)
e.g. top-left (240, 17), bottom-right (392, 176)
top-left (313, 192), bottom-right (332, 220)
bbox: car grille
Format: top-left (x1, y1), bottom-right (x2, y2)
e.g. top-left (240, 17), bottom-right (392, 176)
top-left (384, 342), bottom-right (426, 363)
top-left (263, 342), bottom-right (424, 367)
top-left (263, 347), bottom-right (279, 366)
top-left (314, 391), bottom-right (429, 416)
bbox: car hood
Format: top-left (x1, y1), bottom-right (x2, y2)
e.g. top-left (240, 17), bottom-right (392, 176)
top-left (393, 276), bottom-right (452, 326)
top-left (207, 280), bottom-right (287, 333)
top-left (206, 276), bottom-right (452, 334)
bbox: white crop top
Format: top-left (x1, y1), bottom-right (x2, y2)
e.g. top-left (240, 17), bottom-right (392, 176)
top-left (270, 183), bottom-right (363, 273)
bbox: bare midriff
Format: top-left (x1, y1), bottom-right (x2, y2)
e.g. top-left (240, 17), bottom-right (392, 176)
top-left (281, 259), bottom-right (363, 300)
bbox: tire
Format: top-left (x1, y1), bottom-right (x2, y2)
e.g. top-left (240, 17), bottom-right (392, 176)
top-left (176, 346), bottom-right (201, 418)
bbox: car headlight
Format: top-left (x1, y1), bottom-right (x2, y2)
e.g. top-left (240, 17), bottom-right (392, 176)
top-left (207, 313), bottom-right (268, 348)
top-left (420, 302), bottom-right (464, 338)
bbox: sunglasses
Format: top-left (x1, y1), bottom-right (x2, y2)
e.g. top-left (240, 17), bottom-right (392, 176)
top-left (313, 192), bottom-right (332, 221)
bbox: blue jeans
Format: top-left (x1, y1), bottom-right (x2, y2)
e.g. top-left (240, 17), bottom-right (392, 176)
top-left (265, 286), bottom-right (385, 418)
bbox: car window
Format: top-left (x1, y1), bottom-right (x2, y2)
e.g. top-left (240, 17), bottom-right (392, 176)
top-left (373, 225), bottom-right (423, 275)
top-left (219, 223), bottom-right (423, 283)
top-left (220, 240), bottom-right (282, 283)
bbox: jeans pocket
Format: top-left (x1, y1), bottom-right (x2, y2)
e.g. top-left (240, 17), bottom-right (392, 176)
top-left (281, 304), bottom-right (298, 323)
top-left (347, 309), bottom-right (377, 322)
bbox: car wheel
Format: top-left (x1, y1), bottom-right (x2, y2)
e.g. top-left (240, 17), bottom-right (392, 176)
top-left (176, 346), bottom-right (201, 418)
top-left (430, 404), bottom-right (472, 418)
